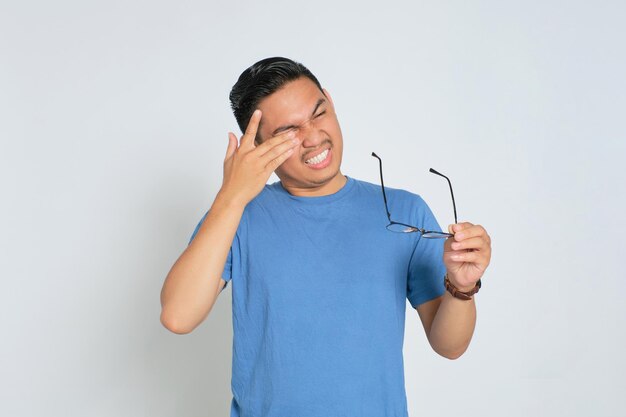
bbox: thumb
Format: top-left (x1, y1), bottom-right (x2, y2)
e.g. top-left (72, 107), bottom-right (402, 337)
top-left (225, 132), bottom-right (238, 161)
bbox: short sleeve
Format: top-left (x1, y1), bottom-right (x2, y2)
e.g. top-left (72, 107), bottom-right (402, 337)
top-left (406, 196), bottom-right (447, 308)
top-left (188, 211), bottom-right (233, 290)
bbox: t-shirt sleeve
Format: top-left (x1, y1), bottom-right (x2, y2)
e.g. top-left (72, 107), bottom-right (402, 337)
top-left (406, 196), bottom-right (447, 308)
top-left (187, 211), bottom-right (233, 290)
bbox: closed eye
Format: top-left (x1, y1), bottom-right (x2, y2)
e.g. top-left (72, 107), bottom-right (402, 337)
top-left (315, 111), bottom-right (326, 118)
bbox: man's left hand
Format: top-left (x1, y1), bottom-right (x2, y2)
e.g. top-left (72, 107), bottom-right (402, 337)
top-left (443, 222), bottom-right (492, 292)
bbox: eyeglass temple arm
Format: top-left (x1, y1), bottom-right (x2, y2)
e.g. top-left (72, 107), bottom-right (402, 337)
top-left (429, 168), bottom-right (457, 224)
top-left (371, 152), bottom-right (393, 222)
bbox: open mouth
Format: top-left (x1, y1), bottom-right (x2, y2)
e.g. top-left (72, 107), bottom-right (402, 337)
top-left (305, 148), bottom-right (330, 165)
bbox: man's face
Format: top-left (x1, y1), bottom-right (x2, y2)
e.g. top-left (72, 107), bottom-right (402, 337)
top-left (256, 76), bottom-right (344, 194)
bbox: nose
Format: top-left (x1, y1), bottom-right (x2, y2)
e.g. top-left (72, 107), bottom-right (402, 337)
top-left (298, 119), bottom-right (325, 148)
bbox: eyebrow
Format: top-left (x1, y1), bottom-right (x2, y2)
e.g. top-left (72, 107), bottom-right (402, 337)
top-left (271, 98), bottom-right (326, 136)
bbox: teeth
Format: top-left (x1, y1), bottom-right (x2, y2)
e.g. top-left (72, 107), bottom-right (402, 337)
top-left (305, 149), bottom-right (329, 165)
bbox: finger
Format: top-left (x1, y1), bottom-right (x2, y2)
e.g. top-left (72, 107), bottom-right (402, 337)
top-left (453, 223), bottom-right (488, 241)
top-left (241, 109), bottom-right (262, 148)
top-left (225, 132), bottom-right (238, 161)
top-left (264, 146), bottom-right (296, 173)
top-left (451, 222), bottom-right (473, 234)
top-left (445, 249), bottom-right (485, 265)
top-left (450, 236), bottom-right (487, 251)
top-left (256, 129), bottom-right (298, 156)
top-left (259, 135), bottom-right (300, 162)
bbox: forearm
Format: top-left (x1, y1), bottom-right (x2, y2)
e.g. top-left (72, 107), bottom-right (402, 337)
top-left (160, 189), bottom-right (245, 334)
top-left (428, 289), bottom-right (477, 359)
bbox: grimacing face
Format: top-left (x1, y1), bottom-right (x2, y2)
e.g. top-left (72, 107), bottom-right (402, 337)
top-left (256, 76), bottom-right (345, 196)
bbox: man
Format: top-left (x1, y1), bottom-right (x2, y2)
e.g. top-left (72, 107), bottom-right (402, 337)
top-left (160, 57), bottom-right (492, 417)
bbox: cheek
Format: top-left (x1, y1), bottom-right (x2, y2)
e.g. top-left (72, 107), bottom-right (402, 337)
top-left (325, 119), bottom-right (342, 138)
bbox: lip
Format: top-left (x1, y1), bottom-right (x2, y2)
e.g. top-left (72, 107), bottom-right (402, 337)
top-left (304, 148), bottom-right (332, 170)
top-left (304, 146), bottom-right (330, 162)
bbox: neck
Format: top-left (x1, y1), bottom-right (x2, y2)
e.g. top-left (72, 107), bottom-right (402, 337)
top-left (279, 172), bottom-right (348, 197)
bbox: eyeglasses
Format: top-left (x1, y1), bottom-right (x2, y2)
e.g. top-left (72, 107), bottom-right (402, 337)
top-left (372, 152), bottom-right (457, 239)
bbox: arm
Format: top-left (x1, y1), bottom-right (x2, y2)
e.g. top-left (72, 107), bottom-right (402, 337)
top-left (416, 292), bottom-right (476, 359)
top-left (160, 192), bottom-right (245, 334)
top-left (159, 109), bottom-right (300, 334)
top-left (417, 222), bottom-right (490, 359)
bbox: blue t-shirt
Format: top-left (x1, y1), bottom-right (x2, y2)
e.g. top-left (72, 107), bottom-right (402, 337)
top-left (188, 175), bottom-right (446, 417)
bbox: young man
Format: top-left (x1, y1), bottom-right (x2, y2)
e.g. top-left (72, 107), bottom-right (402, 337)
top-left (160, 57), bottom-right (492, 417)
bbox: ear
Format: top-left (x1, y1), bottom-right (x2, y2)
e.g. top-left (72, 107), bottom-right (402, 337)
top-left (322, 88), bottom-right (335, 108)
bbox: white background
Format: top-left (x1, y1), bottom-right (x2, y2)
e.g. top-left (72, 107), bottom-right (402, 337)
top-left (1, 1), bottom-right (624, 416)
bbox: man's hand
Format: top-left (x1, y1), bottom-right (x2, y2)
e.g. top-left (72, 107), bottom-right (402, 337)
top-left (443, 222), bottom-right (492, 292)
top-left (220, 109), bottom-right (301, 206)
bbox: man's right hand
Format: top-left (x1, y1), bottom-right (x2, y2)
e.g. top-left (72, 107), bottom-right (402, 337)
top-left (220, 109), bottom-right (300, 206)
top-left (162, 110), bottom-right (297, 334)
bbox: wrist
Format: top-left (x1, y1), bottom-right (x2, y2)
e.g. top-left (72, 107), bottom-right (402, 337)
top-left (455, 284), bottom-right (476, 292)
top-left (216, 187), bottom-right (249, 210)
top-left (444, 274), bottom-right (481, 300)
top-left (446, 275), bottom-right (475, 292)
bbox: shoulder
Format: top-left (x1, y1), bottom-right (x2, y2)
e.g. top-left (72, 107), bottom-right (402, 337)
top-left (353, 175), bottom-right (426, 206)
top-left (245, 181), bottom-right (283, 209)
top-left (349, 176), bottom-right (422, 201)
top-left (350, 177), bottom-right (432, 224)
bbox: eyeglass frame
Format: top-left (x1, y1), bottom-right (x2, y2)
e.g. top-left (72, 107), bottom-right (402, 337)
top-left (371, 152), bottom-right (457, 239)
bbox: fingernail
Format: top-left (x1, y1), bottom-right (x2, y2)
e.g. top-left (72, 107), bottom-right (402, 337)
top-left (287, 130), bottom-right (296, 138)
top-left (456, 233), bottom-right (464, 240)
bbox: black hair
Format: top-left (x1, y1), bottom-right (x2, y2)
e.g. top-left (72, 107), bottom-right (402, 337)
top-left (229, 57), bottom-right (324, 141)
